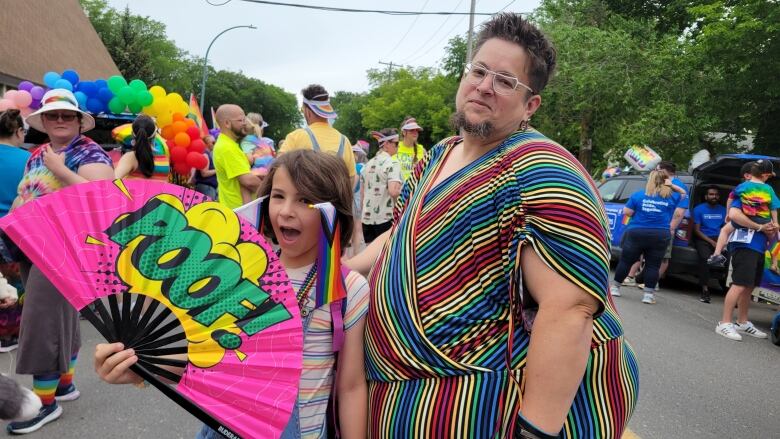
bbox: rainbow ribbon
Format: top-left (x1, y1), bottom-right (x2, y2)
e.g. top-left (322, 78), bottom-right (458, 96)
top-left (310, 202), bottom-right (347, 308)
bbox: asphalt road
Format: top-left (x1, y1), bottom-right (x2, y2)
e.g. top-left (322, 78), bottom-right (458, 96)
top-left (1, 277), bottom-right (778, 438)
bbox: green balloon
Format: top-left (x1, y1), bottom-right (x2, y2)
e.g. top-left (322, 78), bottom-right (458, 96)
top-left (108, 97), bottom-right (126, 114)
top-left (118, 86), bottom-right (135, 104)
top-left (137, 90), bottom-right (154, 107)
top-left (107, 75), bottom-right (127, 94)
top-left (127, 101), bottom-right (143, 114)
top-left (129, 79), bottom-right (147, 92)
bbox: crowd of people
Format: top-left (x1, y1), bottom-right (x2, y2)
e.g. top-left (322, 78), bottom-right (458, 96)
top-left (1, 12), bottom-right (652, 439)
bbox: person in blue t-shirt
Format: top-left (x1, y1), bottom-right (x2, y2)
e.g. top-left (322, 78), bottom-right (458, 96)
top-left (656, 160), bottom-right (689, 279)
top-left (692, 186), bottom-right (727, 303)
top-left (611, 170), bottom-right (686, 304)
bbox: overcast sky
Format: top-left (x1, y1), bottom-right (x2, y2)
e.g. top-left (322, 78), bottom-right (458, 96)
top-left (105, 0), bottom-right (542, 96)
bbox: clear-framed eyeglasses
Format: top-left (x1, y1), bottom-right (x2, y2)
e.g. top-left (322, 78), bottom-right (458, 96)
top-left (463, 62), bottom-right (535, 96)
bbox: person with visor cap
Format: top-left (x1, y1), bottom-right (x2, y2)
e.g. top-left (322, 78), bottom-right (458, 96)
top-left (395, 116), bottom-right (426, 181)
top-left (279, 84), bottom-right (357, 186)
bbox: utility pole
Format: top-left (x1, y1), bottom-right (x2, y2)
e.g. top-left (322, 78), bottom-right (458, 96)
top-left (465, 0), bottom-right (477, 62)
top-left (378, 61), bottom-right (398, 74)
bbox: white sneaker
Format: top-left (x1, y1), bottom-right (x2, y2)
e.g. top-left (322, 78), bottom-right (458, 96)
top-left (622, 277), bottom-right (637, 287)
top-left (637, 283), bottom-right (660, 292)
top-left (609, 284), bottom-right (621, 297)
top-left (716, 322), bottom-right (742, 341)
top-left (734, 321), bottom-right (768, 339)
top-left (641, 293), bottom-right (656, 304)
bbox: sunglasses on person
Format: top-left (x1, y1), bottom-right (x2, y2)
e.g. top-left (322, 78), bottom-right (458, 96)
top-left (43, 112), bottom-right (78, 122)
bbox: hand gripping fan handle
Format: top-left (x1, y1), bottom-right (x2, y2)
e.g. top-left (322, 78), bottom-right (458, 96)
top-left (129, 363), bottom-right (244, 439)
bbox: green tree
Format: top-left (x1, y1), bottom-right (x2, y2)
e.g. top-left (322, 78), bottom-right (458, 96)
top-left (441, 35), bottom-right (468, 80)
top-left (332, 91), bottom-right (370, 144)
top-left (360, 67), bottom-right (458, 148)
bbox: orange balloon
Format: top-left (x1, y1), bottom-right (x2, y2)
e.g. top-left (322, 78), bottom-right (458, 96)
top-left (161, 125), bottom-right (175, 140)
top-left (172, 112), bottom-right (185, 123)
top-left (174, 132), bottom-right (191, 148)
top-left (185, 118), bottom-right (196, 128)
top-left (172, 121), bottom-right (187, 134)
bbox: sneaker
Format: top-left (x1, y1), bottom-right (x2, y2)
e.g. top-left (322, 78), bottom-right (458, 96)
top-left (707, 254), bottom-right (727, 268)
top-left (734, 321), bottom-right (768, 339)
top-left (609, 284), bottom-right (621, 297)
top-left (0, 336), bottom-right (19, 352)
top-left (6, 403), bottom-right (62, 434)
top-left (699, 288), bottom-right (711, 303)
top-left (621, 276), bottom-right (637, 287)
top-left (637, 283), bottom-right (660, 292)
top-left (54, 384), bottom-right (80, 402)
top-left (641, 293), bottom-right (656, 304)
top-left (715, 322), bottom-right (742, 341)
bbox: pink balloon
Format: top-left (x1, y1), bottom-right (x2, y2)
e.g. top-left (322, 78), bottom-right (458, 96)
top-left (0, 99), bottom-right (16, 111)
top-left (13, 90), bottom-right (33, 108)
top-left (4, 90), bottom-right (18, 101)
top-left (20, 107), bottom-right (33, 117)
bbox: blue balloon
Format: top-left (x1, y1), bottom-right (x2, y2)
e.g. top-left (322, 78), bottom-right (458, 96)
top-left (97, 87), bottom-right (113, 103)
top-left (79, 81), bottom-right (97, 96)
top-left (62, 69), bottom-right (80, 85)
top-left (74, 91), bottom-right (88, 110)
top-left (95, 79), bottom-right (108, 89)
top-left (43, 71), bottom-right (61, 88)
top-left (54, 79), bottom-right (73, 91)
top-left (86, 98), bottom-right (104, 114)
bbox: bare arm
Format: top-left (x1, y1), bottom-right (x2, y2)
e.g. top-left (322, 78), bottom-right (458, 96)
top-left (114, 152), bottom-right (137, 179)
top-left (237, 173), bottom-right (262, 203)
top-left (729, 207), bottom-right (765, 230)
top-left (670, 207), bottom-right (685, 232)
top-left (694, 223), bottom-right (717, 246)
top-left (520, 245), bottom-right (598, 434)
top-left (387, 181), bottom-right (402, 199)
top-left (199, 154), bottom-right (216, 178)
top-left (344, 229), bottom-right (391, 277)
top-left (337, 317), bottom-right (368, 439)
top-left (622, 207), bottom-right (635, 218)
top-left (43, 146), bottom-right (115, 186)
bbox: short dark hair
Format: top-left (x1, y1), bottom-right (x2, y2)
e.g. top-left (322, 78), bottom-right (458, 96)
top-left (473, 12), bottom-right (557, 94)
top-left (740, 162), bottom-right (754, 176)
top-left (0, 109), bottom-right (24, 137)
top-left (748, 159), bottom-right (775, 178)
top-left (705, 185), bottom-right (719, 194)
top-left (302, 84), bottom-right (329, 101)
top-left (657, 161), bottom-right (677, 174)
top-left (259, 149), bottom-right (353, 249)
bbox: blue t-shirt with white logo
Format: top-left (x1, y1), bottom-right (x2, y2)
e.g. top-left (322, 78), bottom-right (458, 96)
top-left (693, 203), bottom-right (726, 238)
top-left (625, 190), bottom-right (683, 230)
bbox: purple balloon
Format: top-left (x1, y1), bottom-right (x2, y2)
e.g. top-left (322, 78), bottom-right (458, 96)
top-left (30, 99), bottom-right (41, 110)
top-left (209, 128), bottom-right (221, 139)
top-left (30, 86), bottom-right (45, 100)
top-left (18, 81), bottom-right (34, 92)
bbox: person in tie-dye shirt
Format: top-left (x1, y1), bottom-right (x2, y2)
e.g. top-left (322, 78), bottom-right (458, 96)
top-left (6, 89), bottom-right (114, 435)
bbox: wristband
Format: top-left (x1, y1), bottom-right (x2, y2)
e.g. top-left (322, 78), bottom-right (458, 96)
top-left (515, 413), bottom-right (559, 439)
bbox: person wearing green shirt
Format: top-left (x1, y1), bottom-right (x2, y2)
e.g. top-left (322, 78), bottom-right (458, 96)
top-left (395, 117), bottom-right (426, 181)
top-left (212, 104), bottom-right (262, 209)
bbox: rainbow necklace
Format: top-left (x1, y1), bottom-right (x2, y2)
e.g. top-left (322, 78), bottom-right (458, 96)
top-left (296, 262), bottom-right (317, 317)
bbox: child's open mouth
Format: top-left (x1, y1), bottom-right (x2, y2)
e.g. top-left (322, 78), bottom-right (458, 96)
top-left (280, 226), bottom-right (301, 241)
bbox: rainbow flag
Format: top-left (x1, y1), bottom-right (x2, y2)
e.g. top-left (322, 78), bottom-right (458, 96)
top-left (188, 93), bottom-right (209, 138)
top-left (311, 202), bottom-right (347, 308)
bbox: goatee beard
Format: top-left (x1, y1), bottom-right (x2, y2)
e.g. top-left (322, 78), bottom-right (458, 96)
top-left (450, 111), bottom-right (494, 139)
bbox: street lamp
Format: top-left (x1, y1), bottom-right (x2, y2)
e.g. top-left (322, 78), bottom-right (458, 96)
top-left (200, 24), bottom-right (257, 113)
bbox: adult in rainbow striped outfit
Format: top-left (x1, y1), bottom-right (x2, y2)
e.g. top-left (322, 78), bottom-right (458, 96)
top-left (352, 13), bottom-right (638, 438)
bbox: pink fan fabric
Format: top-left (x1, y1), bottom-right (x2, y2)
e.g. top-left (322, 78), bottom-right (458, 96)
top-left (0, 179), bottom-right (302, 439)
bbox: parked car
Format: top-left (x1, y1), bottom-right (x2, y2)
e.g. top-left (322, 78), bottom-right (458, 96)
top-left (598, 154), bottom-right (780, 289)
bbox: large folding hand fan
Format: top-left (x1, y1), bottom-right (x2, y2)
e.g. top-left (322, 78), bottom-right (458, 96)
top-left (0, 179), bottom-right (302, 439)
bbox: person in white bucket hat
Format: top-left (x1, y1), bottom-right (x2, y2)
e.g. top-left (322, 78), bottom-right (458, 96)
top-left (6, 88), bottom-right (113, 435)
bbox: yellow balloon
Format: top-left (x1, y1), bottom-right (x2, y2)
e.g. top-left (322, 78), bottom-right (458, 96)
top-left (149, 85), bottom-right (166, 99)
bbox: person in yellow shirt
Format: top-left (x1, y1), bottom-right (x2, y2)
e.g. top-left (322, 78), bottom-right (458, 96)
top-left (212, 104), bottom-right (262, 209)
top-left (395, 116), bottom-right (426, 180)
top-left (280, 84), bottom-right (357, 184)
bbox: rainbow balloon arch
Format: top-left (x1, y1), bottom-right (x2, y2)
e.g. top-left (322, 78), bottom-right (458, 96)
top-left (0, 69), bottom-right (211, 176)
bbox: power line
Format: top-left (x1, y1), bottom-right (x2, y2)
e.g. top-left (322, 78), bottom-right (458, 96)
top-left (384, 0), bottom-right (431, 59)
top-left (233, 0), bottom-right (498, 15)
top-left (399, 0), bottom-right (466, 64)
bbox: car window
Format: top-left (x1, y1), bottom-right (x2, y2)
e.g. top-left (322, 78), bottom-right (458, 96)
top-left (616, 179), bottom-right (646, 203)
top-left (598, 179), bottom-right (624, 202)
